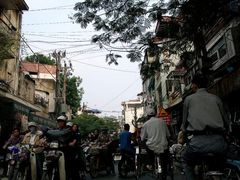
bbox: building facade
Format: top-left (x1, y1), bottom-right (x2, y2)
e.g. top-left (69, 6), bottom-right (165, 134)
top-left (121, 99), bottom-right (144, 133)
top-left (0, 1), bottom-right (43, 147)
top-left (21, 62), bottom-right (57, 127)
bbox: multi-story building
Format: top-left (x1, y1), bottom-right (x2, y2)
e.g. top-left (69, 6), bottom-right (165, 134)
top-left (21, 62), bottom-right (57, 127)
top-left (121, 99), bottom-right (144, 133)
top-left (141, 4), bottom-right (240, 135)
top-left (206, 16), bottom-right (240, 125)
top-left (0, 1), bottom-right (43, 146)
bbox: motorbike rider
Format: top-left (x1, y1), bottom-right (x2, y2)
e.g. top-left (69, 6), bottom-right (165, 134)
top-left (3, 128), bottom-right (23, 150)
top-left (140, 107), bottom-right (170, 180)
top-left (50, 115), bottom-right (80, 180)
top-left (119, 124), bottom-right (134, 155)
top-left (181, 73), bottom-right (230, 180)
top-left (22, 122), bottom-right (45, 180)
top-left (2, 128), bottom-right (23, 177)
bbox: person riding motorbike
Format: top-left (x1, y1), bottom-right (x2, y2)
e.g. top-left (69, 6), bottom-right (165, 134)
top-left (118, 124), bottom-right (135, 177)
top-left (3, 128), bottom-right (23, 150)
top-left (46, 115), bottom-right (79, 180)
top-left (181, 73), bottom-right (230, 180)
top-left (140, 107), bottom-right (170, 180)
top-left (2, 128), bottom-right (23, 177)
top-left (22, 122), bottom-right (45, 180)
top-left (119, 124), bottom-right (135, 155)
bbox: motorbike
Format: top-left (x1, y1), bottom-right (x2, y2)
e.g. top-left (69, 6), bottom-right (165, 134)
top-left (224, 142), bottom-right (240, 180)
top-left (6, 145), bottom-right (30, 180)
top-left (41, 140), bottom-right (65, 180)
top-left (118, 150), bottom-right (135, 178)
top-left (86, 145), bottom-right (112, 178)
top-left (41, 128), bottom-right (72, 180)
top-left (0, 152), bottom-right (5, 178)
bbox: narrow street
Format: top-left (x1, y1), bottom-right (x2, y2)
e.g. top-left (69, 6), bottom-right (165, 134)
top-left (85, 161), bottom-right (185, 180)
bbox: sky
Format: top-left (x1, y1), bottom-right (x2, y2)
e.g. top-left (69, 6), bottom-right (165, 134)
top-left (22, 0), bottom-right (143, 116)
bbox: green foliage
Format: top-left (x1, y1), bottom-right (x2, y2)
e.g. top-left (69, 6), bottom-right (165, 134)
top-left (73, 0), bottom-right (165, 64)
top-left (73, 0), bottom-right (232, 70)
top-left (25, 53), bottom-right (55, 65)
top-left (66, 76), bottom-right (84, 115)
top-left (72, 113), bottom-right (119, 138)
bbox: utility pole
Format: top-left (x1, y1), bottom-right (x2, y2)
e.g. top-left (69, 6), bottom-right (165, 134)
top-left (63, 60), bottom-right (73, 105)
top-left (51, 50), bottom-right (66, 115)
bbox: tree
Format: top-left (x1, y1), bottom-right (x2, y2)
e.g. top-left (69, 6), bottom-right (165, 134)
top-left (25, 53), bottom-right (55, 65)
top-left (73, 0), bottom-right (166, 64)
top-left (72, 113), bottom-right (119, 138)
top-left (73, 0), bottom-right (233, 72)
top-left (167, 0), bottom-right (231, 73)
top-left (60, 75), bottom-right (84, 116)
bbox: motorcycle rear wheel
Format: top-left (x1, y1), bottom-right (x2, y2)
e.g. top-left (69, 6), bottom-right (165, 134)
top-left (118, 159), bottom-right (128, 178)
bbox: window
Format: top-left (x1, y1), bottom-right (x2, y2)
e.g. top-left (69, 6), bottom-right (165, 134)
top-left (208, 37), bottom-right (227, 64)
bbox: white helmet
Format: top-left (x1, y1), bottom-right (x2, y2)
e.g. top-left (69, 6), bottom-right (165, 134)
top-left (66, 121), bottom-right (73, 127)
top-left (28, 122), bottom-right (37, 127)
top-left (57, 115), bottom-right (67, 122)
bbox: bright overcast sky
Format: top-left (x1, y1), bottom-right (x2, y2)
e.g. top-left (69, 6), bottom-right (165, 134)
top-left (22, 0), bottom-right (143, 116)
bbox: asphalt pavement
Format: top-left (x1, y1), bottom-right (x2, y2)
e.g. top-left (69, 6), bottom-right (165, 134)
top-left (85, 161), bottom-right (186, 180)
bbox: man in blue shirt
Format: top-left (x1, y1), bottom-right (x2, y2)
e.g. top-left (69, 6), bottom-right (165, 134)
top-left (119, 124), bottom-right (134, 154)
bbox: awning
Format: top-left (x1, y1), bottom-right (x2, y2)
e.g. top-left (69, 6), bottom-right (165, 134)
top-left (0, 90), bottom-right (41, 112)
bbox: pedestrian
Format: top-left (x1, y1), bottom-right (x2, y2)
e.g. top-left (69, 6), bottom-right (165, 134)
top-left (181, 73), bottom-right (230, 180)
top-left (140, 107), bottom-right (170, 180)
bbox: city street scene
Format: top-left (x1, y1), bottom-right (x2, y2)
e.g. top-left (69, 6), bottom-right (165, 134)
top-left (0, 0), bottom-right (240, 179)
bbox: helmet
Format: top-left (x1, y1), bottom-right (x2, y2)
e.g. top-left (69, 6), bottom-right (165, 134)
top-left (146, 107), bottom-right (156, 116)
top-left (66, 121), bottom-right (73, 127)
top-left (28, 122), bottom-right (37, 127)
top-left (57, 115), bottom-right (67, 122)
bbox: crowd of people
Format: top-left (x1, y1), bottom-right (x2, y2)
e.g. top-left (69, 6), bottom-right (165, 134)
top-left (0, 73), bottom-right (236, 180)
